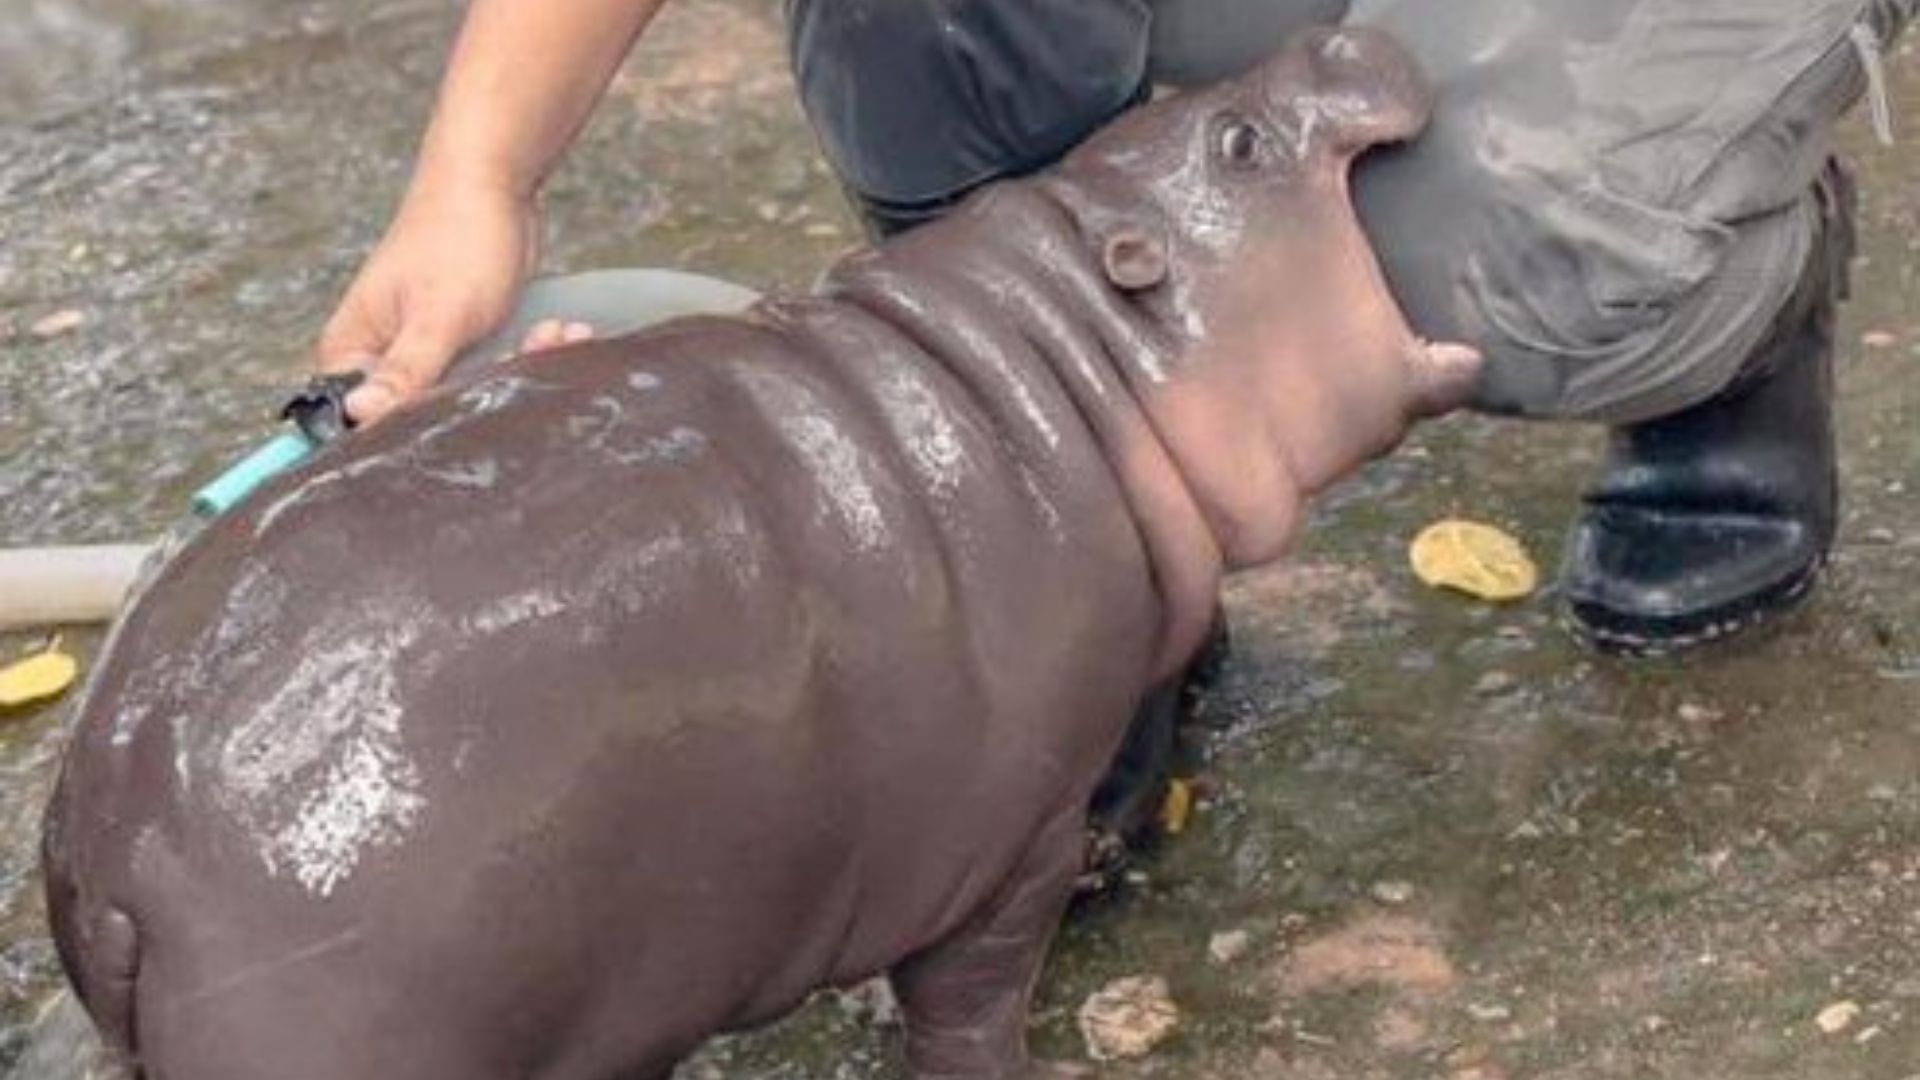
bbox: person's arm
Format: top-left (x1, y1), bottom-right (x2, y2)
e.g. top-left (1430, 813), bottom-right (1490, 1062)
top-left (317, 0), bottom-right (671, 423)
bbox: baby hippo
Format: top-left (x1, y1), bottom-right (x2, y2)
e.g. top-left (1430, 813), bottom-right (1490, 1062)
top-left (45, 26), bottom-right (1478, 1080)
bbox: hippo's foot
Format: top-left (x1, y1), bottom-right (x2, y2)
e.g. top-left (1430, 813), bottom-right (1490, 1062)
top-left (893, 809), bottom-right (1084, 1079)
top-left (1560, 195), bottom-right (1843, 658)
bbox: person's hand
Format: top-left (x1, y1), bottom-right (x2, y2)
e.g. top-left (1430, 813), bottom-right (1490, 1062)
top-left (316, 178), bottom-right (541, 424)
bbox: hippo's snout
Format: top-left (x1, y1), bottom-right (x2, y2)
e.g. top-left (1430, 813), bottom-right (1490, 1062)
top-left (1282, 26), bottom-right (1433, 152)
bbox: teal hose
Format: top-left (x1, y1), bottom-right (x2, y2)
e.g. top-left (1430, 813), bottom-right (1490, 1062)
top-left (189, 431), bottom-right (317, 518)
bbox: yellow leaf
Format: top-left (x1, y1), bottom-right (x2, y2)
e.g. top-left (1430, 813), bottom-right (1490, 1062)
top-left (1409, 519), bottom-right (1538, 602)
top-left (0, 649), bottom-right (80, 710)
top-left (1159, 778), bottom-right (1194, 836)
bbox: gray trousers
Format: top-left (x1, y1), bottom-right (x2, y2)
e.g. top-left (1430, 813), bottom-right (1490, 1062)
top-left (785, 0), bottom-right (1905, 422)
top-left (786, 0), bottom-right (1349, 228)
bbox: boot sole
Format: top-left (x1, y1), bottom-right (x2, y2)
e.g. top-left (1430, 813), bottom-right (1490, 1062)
top-left (1562, 554), bottom-right (1826, 658)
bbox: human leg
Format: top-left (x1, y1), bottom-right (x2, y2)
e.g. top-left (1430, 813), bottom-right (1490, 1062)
top-left (1560, 165), bottom-right (1856, 653)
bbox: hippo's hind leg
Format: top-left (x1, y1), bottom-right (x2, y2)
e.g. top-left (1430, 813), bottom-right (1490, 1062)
top-left (890, 807), bottom-right (1086, 1080)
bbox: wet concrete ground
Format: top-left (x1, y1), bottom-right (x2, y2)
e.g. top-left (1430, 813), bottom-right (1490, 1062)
top-left (2, 2), bottom-right (1918, 1077)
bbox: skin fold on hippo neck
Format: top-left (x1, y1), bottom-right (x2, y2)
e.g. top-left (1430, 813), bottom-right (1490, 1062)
top-left (810, 180), bottom-right (1226, 681)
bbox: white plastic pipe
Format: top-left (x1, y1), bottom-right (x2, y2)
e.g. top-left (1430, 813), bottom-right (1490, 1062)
top-left (0, 545), bottom-right (154, 632)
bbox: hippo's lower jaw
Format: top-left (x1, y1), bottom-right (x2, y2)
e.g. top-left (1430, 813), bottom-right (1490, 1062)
top-left (45, 27), bottom-right (1470, 1080)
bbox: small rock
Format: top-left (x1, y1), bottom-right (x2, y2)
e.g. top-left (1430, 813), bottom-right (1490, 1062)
top-left (1466, 1002), bottom-right (1513, 1023)
top-left (1815, 1000), bottom-right (1861, 1035)
top-left (768, 157), bottom-right (812, 197)
top-left (832, 976), bottom-right (901, 1027)
top-left (1856, 1025), bottom-right (1883, 1044)
top-left (1862, 330), bottom-right (1899, 349)
top-left (1863, 527), bottom-right (1899, 545)
top-left (1371, 880), bottom-right (1417, 905)
top-left (802, 222), bottom-right (843, 239)
top-left (30, 309), bottom-right (85, 339)
top-left (1676, 702), bottom-right (1723, 724)
top-left (1473, 670), bottom-right (1518, 697)
top-left (753, 200), bottom-right (782, 223)
top-left (1445, 1045), bottom-right (1493, 1069)
top-left (1208, 929), bottom-right (1252, 965)
top-left (1077, 975), bottom-right (1180, 1062)
top-left (1374, 1004), bottom-right (1430, 1050)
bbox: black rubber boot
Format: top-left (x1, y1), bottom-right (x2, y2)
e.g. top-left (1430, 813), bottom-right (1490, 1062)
top-left (1561, 173), bottom-right (1853, 655)
top-left (1079, 615), bottom-right (1232, 884)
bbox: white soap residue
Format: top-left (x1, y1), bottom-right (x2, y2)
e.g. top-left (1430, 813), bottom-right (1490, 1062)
top-left (215, 615), bottom-right (428, 898)
top-left (701, 498), bottom-right (766, 591)
top-left (269, 734), bottom-right (425, 897)
top-left (202, 559), bottom-right (289, 669)
top-left (466, 589), bottom-right (569, 635)
top-left (417, 456), bottom-right (499, 489)
top-left (587, 529), bottom-right (693, 618)
top-left (110, 560), bottom-right (287, 750)
top-left (567, 393), bottom-right (709, 468)
top-left (455, 374), bottom-right (548, 415)
top-left (252, 454), bottom-right (392, 538)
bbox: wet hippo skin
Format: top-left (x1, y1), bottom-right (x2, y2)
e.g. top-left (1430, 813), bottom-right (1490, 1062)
top-left (44, 28), bottom-right (1479, 1080)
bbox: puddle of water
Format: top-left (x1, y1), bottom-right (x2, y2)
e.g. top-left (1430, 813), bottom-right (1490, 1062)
top-left (2, 4), bottom-right (1917, 1078)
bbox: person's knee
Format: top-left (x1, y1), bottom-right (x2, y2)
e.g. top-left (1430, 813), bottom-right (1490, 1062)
top-left (788, 0), bottom-right (1152, 218)
top-left (1146, 0), bottom-right (1350, 86)
top-left (786, 0), bottom-right (1357, 235)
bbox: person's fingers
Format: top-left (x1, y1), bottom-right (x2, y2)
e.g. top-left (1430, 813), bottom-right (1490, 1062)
top-left (345, 317), bottom-right (462, 425)
top-left (343, 378), bottom-right (401, 425)
top-left (520, 320), bottom-right (597, 355)
top-left (314, 289), bottom-right (390, 374)
top-left (521, 319), bottom-right (567, 354)
top-left (1406, 340), bottom-right (1485, 419)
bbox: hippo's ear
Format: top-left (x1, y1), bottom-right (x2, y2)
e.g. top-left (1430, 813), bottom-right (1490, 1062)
top-left (1101, 227), bottom-right (1170, 292)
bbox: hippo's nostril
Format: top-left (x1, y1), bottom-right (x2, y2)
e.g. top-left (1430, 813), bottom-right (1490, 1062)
top-left (1318, 30), bottom-right (1367, 65)
top-left (1282, 25), bottom-right (1432, 150)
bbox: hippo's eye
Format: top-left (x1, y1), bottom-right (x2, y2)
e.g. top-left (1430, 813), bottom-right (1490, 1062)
top-left (1215, 116), bottom-right (1265, 170)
